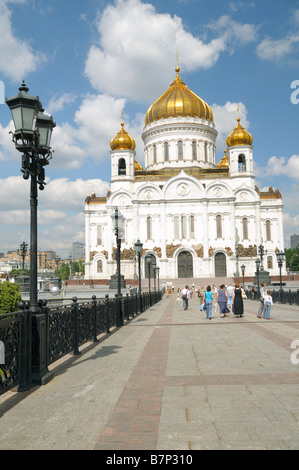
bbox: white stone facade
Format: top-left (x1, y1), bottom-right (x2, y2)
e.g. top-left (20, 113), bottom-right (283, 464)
top-left (84, 88), bottom-right (285, 280)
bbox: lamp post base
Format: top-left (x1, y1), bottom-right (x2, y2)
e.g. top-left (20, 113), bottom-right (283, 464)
top-left (109, 273), bottom-right (126, 290)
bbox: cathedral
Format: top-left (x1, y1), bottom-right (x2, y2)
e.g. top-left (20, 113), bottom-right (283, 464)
top-left (84, 65), bottom-right (285, 280)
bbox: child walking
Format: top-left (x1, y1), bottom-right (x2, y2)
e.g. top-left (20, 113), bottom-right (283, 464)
top-left (264, 290), bottom-right (273, 319)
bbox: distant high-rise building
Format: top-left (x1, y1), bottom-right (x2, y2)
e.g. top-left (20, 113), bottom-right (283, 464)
top-left (72, 242), bottom-right (85, 259)
top-left (291, 235), bottom-right (299, 249)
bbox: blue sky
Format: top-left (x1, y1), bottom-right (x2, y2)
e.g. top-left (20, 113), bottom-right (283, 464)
top-left (0, 0), bottom-right (299, 258)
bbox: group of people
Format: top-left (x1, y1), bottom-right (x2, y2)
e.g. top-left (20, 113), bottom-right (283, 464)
top-left (179, 281), bottom-right (273, 320)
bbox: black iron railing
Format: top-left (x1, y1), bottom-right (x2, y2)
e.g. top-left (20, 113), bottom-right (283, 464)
top-left (0, 290), bottom-right (164, 395)
top-left (245, 288), bottom-right (299, 306)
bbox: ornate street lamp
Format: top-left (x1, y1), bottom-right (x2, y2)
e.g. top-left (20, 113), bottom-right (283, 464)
top-left (145, 254), bottom-right (152, 293)
top-left (152, 259), bottom-right (157, 292)
top-left (156, 266), bottom-right (160, 291)
top-left (134, 239), bottom-right (143, 313)
top-left (6, 82), bottom-right (55, 387)
top-left (134, 240), bottom-right (143, 295)
top-left (276, 251), bottom-right (285, 302)
top-left (255, 259), bottom-right (261, 298)
top-left (241, 264), bottom-right (246, 289)
top-left (111, 208), bottom-right (125, 326)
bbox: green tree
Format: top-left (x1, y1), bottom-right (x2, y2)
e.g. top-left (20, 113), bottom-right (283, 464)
top-left (0, 281), bottom-right (22, 315)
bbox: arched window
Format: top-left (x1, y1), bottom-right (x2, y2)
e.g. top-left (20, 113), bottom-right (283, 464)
top-left (238, 154), bottom-right (246, 172)
top-left (153, 144), bottom-right (157, 164)
top-left (178, 141), bottom-right (183, 160)
top-left (242, 218), bottom-right (248, 240)
top-left (118, 158), bottom-right (126, 175)
top-left (174, 216), bottom-right (179, 239)
top-left (190, 215), bottom-right (195, 239)
top-left (192, 141), bottom-right (197, 161)
top-left (216, 215), bottom-right (222, 238)
top-left (266, 220), bottom-right (271, 241)
top-left (97, 225), bottom-right (102, 245)
top-left (97, 260), bottom-right (103, 273)
top-left (267, 256), bottom-right (273, 269)
top-left (164, 142), bottom-right (169, 161)
top-left (147, 216), bottom-right (152, 240)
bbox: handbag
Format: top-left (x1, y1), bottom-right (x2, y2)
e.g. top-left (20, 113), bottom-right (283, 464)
top-left (200, 302), bottom-right (205, 311)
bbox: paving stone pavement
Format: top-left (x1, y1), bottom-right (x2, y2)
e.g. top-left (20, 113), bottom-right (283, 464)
top-left (1, 292), bottom-right (299, 450)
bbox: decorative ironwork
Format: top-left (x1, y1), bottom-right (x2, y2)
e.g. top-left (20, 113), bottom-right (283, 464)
top-left (0, 290), bottom-right (164, 396)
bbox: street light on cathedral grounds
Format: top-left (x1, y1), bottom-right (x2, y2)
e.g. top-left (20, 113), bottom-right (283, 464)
top-left (145, 254), bottom-right (152, 293)
top-left (152, 259), bottom-right (156, 292)
top-left (255, 259), bottom-right (260, 298)
top-left (276, 251), bottom-right (285, 302)
top-left (6, 81), bottom-right (55, 386)
top-left (241, 264), bottom-right (245, 289)
top-left (134, 239), bottom-right (143, 313)
top-left (111, 208), bottom-right (125, 326)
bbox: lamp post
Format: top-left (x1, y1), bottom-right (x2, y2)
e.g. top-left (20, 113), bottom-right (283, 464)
top-left (18, 241), bottom-right (28, 270)
top-left (276, 251), bottom-right (285, 302)
top-left (241, 264), bottom-right (245, 289)
top-left (255, 259), bottom-right (260, 299)
top-left (134, 239), bottom-right (143, 312)
top-left (111, 208), bottom-right (125, 326)
top-left (145, 254), bottom-right (152, 292)
top-left (6, 81), bottom-right (55, 387)
top-left (156, 266), bottom-right (160, 291)
top-left (152, 259), bottom-right (156, 292)
top-left (6, 82), bottom-right (55, 312)
top-left (134, 240), bottom-right (143, 295)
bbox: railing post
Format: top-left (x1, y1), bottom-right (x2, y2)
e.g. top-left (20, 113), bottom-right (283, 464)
top-left (72, 296), bottom-right (81, 356)
top-left (105, 294), bottom-right (111, 334)
top-left (92, 295), bottom-right (98, 343)
top-left (31, 299), bottom-right (53, 385)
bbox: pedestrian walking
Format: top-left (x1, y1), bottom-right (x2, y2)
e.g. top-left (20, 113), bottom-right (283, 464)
top-left (233, 283), bottom-right (244, 317)
top-left (227, 283), bottom-right (234, 309)
top-left (203, 285), bottom-right (213, 319)
top-left (264, 290), bottom-right (273, 319)
top-left (217, 284), bottom-right (229, 317)
top-left (181, 285), bottom-right (190, 310)
top-left (257, 282), bottom-right (266, 318)
top-left (213, 285), bottom-right (218, 314)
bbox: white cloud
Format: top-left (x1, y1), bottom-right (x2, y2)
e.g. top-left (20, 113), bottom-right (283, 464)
top-left (265, 155), bottom-right (299, 179)
top-left (84, 0), bottom-right (258, 103)
top-left (46, 92), bottom-right (78, 115)
top-left (0, 1), bottom-right (45, 82)
top-left (257, 34), bottom-right (299, 61)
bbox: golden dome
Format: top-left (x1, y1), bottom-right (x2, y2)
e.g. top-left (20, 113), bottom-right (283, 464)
top-left (110, 119), bottom-right (136, 151)
top-left (217, 149), bottom-right (229, 168)
top-left (226, 117), bottom-right (253, 148)
top-left (134, 159), bottom-right (143, 171)
top-left (145, 66), bottom-right (213, 126)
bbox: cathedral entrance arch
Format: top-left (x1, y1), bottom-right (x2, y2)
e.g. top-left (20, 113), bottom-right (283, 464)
top-left (178, 251), bottom-right (193, 278)
top-left (215, 252), bottom-right (227, 277)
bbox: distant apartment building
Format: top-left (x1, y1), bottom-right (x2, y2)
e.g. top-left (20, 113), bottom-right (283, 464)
top-left (291, 235), bottom-right (299, 249)
top-left (72, 242), bottom-right (85, 260)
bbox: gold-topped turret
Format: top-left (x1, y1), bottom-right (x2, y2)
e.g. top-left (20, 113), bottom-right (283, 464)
top-left (145, 63), bottom-right (214, 126)
top-left (217, 149), bottom-right (229, 168)
top-left (226, 107), bottom-right (253, 147)
top-left (110, 112), bottom-right (136, 151)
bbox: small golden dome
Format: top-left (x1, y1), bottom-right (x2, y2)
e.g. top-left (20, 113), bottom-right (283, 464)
top-left (226, 117), bottom-right (253, 148)
top-left (217, 149), bottom-right (229, 168)
top-left (134, 159), bottom-right (143, 171)
top-left (145, 66), bottom-right (213, 126)
top-left (110, 119), bottom-right (136, 151)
